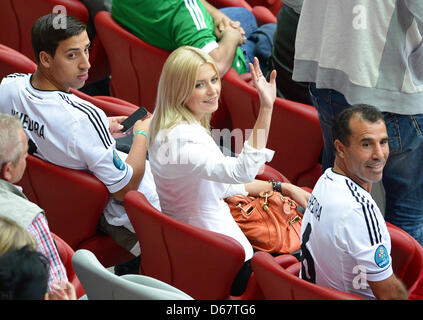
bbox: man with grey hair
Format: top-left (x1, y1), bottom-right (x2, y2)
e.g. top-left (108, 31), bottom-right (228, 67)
top-left (0, 113), bottom-right (68, 290)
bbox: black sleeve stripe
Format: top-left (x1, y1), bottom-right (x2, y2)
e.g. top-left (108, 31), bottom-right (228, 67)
top-left (360, 201), bottom-right (375, 246)
top-left (76, 101), bottom-right (113, 146)
top-left (4, 73), bottom-right (27, 79)
top-left (368, 202), bottom-right (382, 244)
top-left (345, 180), bottom-right (382, 246)
top-left (58, 93), bottom-right (112, 149)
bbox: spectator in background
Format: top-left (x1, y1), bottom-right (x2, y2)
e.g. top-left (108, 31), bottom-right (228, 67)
top-left (111, 0), bottom-right (276, 76)
top-left (79, 0), bottom-right (112, 39)
top-left (293, 0), bottom-right (423, 246)
top-left (266, 0), bottom-right (311, 105)
top-left (0, 217), bottom-right (76, 300)
top-left (0, 216), bottom-right (37, 255)
top-left (0, 246), bottom-right (50, 300)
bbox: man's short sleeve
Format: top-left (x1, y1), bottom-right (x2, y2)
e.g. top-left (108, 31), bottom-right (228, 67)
top-left (341, 205), bottom-right (393, 282)
top-left (73, 116), bottom-right (133, 194)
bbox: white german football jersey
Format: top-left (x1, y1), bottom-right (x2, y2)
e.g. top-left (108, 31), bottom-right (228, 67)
top-left (0, 73), bottom-right (160, 231)
top-left (300, 168), bottom-right (393, 299)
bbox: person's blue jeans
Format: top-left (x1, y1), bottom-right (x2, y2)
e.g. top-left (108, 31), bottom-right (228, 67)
top-left (220, 7), bottom-right (276, 72)
top-left (309, 83), bottom-right (350, 171)
top-left (382, 113), bottom-right (423, 245)
top-left (309, 83), bottom-right (423, 246)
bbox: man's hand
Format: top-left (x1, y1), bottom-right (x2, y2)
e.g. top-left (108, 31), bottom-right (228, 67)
top-left (45, 280), bottom-right (77, 300)
top-left (108, 116), bottom-right (128, 139)
top-left (215, 17), bottom-right (246, 44)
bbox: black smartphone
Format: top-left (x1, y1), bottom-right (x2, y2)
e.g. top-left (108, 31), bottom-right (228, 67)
top-left (120, 107), bottom-right (148, 133)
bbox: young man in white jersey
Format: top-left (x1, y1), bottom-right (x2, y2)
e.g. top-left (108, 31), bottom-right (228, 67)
top-left (0, 14), bottom-right (160, 273)
top-left (300, 105), bottom-right (408, 300)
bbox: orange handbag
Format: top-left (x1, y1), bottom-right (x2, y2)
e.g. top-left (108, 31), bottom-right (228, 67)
top-left (225, 190), bottom-right (303, 254)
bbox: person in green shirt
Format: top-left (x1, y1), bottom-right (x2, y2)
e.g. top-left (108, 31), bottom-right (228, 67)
top-left (111, 0), bottom-right (275, 76)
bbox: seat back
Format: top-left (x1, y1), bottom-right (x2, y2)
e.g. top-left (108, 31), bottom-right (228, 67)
top-left (19, 155), bottom-right (132, 267)
top-left (0, 44), bottom-right (37, 80)
top-left (72, 249), bottom-right (193, 300)
top-left (51, 232), bottom-right (85, 298)
top-left (23, 155), bottom-right (109, 250)
top-left (0, 0), bottom-right (21, 51)
top-left (245, 0), bottom-right (283, 16)
top-left (221, 69), bottom-right (322, 188)
top-left (252, 251), bottom-right (362, 300)
top-left (71, 89), bottom-right (138, 117)
top-left (387, 222), bottom-right (423, 291)
top-left (0, 0), bottom-right (108, 84)
top-left (124, 190), bottom-right (246, 300)
top-left (208, 0), bottom-right (277, 24)
top-left (208, 0), bottom-right (252, 10)
top-left (94, 11), bottom-right (169, 112)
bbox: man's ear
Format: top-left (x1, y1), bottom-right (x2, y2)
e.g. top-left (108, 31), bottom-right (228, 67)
top-left (1, 162), bottom-right (13, 182)
top-left (38, 51), bottom-right (53, 69)
top-left (334, 139), bottom-right (346, 159)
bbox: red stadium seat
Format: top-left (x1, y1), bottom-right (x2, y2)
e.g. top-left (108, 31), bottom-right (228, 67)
top-left (0, 44), bottom-right (37, 80)
top-left (387, 222), bottom-right (423, 292)
top-left (0, 1), bottom-right (20, 51)
top-left (0, 0), bottom-right (109, 84)
top-left (123, 164), bottom-right (286, 300)
top-left (252, 252), bottom-right (363, 300)
top-left (94, 11), bottom-right (169, 113)
top-left (18, 155), bottom-right (133, 268)
top-left (245, 0), bottom-right (283, 16)
top-left (208, 0), bottom-right (253, 10)
top-left (124, 190), bottom-right (265, 300)
top-left (124, 190), bottom-right (245, 299)
top-left (221, 69), bottom-right (323, 188)
top-left (208, 0), bottom-right (277, 24)
top-left (71, 89), bottom-right (139, 117)
top-left (253, 223), bottom-right (423, 300)
top-left (51, 232), bottom-right (85, 298)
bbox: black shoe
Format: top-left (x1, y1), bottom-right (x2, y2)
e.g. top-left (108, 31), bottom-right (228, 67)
top-left (114, 255), bottom-right (141, 276)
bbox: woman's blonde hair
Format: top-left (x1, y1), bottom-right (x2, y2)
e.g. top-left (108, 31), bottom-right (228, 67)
top-left (148, 46), bottom-right (220, 146)
top-left (0, 216), bottom-right (37, 255)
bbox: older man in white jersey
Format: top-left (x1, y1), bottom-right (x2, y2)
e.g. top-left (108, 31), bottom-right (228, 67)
top-left (300, 105), bottom-right (408, 300)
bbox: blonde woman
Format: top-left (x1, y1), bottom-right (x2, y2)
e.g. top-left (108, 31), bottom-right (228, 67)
top-left (0, 216), bottom-right (76, 300)
top-left (148, 46), bottom-right (310, 295)
top-left (0, 216), bottom-right (37, 255)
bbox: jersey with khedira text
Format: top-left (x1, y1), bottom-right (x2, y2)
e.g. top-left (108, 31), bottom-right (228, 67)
top-left (0, 73), bottom-right (160, 231)
top-left (300, 168), bottom-right (393, 299)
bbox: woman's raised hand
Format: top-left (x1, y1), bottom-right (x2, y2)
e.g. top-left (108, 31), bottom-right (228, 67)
top-left (249, 57), bottom-right (277, 110)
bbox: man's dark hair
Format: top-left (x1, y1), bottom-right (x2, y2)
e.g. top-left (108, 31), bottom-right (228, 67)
top-left (0, 245), bottom-right (49, 300)
top-left (332, 104), bottom-right (385, 146)
top-left (31, 13), bottom-right (86, 64)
